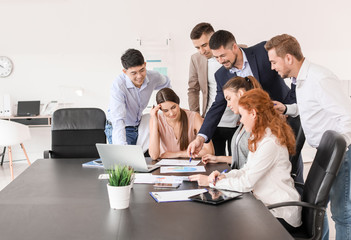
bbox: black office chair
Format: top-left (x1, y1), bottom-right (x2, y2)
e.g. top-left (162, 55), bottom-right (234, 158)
top-left (287, 116), bottom-right (306, 181)
top-left (267, 130), bottom-right (347, 240)
top-left (44, 108), bottom-right (106, 158)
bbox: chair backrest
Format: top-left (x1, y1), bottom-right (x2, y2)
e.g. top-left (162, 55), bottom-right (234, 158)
top-left (0, 120), bottom-right (30, 146)
top-left (302, 130), bottom-right (347, 238)
top-left (287, 116), bottom-right (306, 179)
top-left (51, 108), bottom-right (106, 158)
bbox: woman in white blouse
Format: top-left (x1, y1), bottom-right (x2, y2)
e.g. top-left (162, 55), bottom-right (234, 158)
top-left (189, 88), bottom-right (302, 230)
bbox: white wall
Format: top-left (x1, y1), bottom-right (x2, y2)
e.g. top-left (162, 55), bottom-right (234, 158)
top-left (1, 0), bottom-right (351, 163)
top-left (1, 0), bottom-right (351, 112)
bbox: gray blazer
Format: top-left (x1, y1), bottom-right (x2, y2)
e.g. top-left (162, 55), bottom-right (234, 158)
top-left (231, 124), bottom-right (250, 169)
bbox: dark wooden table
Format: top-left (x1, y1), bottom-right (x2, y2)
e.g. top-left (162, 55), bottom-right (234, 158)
top-left (0, 158), bottom-right (293, 240)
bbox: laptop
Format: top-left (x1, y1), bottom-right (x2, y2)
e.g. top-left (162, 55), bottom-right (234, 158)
top-left (17, 101), bottom-right (40, 116)
top-left (96, 144), bottom-right (159, 172)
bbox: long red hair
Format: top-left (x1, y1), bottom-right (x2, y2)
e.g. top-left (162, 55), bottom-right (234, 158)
top-left (238, 89), bottom-right (296, 155)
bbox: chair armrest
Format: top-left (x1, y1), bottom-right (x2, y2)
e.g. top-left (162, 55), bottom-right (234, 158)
top-left (43, 150), bottom-right (52, 159)
top-left (267, 201), bottom-right (326, 211)
top-left (294, 181), bottom-right (304, 189)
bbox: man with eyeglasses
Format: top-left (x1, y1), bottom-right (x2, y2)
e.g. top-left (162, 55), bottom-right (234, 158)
top-left (105, 49), bottom-right (171, 146)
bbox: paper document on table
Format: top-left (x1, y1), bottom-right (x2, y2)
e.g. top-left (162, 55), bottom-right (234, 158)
top-left (150, 189), bottom-right (208, 203)
top-left (82, 159), bottom-right (104, 168)
top-left (160, 166), bottom-right (206, 173)
top-left (98, 174), bottom-right (109, 179)
top-left (98, 173), bottom-right (190, 183)
top-left (98, 173), bottom-right (155, 181)
top-left (134, 174), bottom-right (185, 184)
top-left (156, 159), bottom-right (200, 166)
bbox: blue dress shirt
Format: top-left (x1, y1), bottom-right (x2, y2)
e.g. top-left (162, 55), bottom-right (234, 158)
top-left (107, 70), bottom-right (171, 144)
top-left (199, 49), bottom-right (253, 142)
top-left (229, 49), bottom-right (254, 77)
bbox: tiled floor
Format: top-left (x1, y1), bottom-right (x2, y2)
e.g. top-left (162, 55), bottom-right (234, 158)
top-left (0, 143), bottom-right (336, 239)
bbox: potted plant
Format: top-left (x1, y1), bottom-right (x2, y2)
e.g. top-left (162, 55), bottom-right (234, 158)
top-left (106, 165), bottom-right (134, 210)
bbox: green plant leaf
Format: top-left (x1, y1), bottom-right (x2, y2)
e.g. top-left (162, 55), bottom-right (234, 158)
top-left (107, 165), bottom-right (134, 186)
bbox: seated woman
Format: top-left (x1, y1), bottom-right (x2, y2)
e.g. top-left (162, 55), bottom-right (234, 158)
top-left (190, 88), bottom-right (301, 230)
top-left (149, 88), bottom-right (214, 160)
top-left (202, 76), bottom-right (261, 169)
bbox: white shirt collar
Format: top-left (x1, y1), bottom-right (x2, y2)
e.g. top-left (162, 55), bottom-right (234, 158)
top-left (296, 58), bottom-right (309, 85)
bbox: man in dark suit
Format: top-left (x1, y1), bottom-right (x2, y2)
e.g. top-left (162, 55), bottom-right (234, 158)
top-left (187, 30), bottom-right (296, 155)
top-left (188, 23), bottom-right (240, 156)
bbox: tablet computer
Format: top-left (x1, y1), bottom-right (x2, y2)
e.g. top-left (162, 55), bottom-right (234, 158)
top-left (189, 188), bottom-right (242, 205)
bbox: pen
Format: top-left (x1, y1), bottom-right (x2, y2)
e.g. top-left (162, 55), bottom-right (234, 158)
top-left (214, 169), bottom-right (228, 184)
top-left (189, 153), bottom-right (192, 163)
top-left (221, 169), bottom-right (228, 174)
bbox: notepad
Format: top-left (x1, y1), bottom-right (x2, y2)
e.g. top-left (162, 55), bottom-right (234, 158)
top-left (150, 189), bottom-right (207, 203)
top-left (156, 159), bottom-right (200, 166)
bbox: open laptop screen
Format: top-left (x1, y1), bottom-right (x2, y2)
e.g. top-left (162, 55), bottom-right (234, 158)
top-left (17, 101), bottom-right (40, 116)
top-left (96, 144), bottom-right (159, 173)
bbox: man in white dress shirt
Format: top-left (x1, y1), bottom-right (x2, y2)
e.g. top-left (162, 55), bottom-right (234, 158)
top-left (265, 34), bottom-right (351, 240)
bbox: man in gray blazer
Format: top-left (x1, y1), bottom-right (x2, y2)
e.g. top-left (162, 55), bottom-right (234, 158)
top-left (188, 23), bottom-right (239, 156)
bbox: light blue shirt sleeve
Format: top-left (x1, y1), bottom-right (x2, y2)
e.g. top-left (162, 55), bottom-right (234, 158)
top-left (197, 133), bottom-right (208, 142)
top-left (107, 71), bottom-right (171, 145)
top-left (108, 76), bottom-right (128, 145)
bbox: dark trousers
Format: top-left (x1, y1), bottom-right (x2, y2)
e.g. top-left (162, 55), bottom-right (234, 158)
top-left (212, 127), bottom-right (237, 156)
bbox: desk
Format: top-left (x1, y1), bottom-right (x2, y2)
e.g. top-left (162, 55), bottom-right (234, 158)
top-left (0, 115), bottom-right (52, 127)
top-left (0, 158), bottom-right (293, 240)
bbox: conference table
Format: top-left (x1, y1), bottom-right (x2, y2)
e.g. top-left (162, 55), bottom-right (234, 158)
top-left (0, 158), bottom-right (293, 240)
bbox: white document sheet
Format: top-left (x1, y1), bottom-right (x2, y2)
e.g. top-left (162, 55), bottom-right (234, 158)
top-left (156, 159), bottom-right (200, 166)
top-left (134, 174), bottom-right (185, 184)
top-left (98, 173), bottom-right (153, 181)
top-left (98, 173), bottom-right (190, 183)
top-left (160, 166), bottom-right (206, 174)
top-left (150, 189), bottom-right (208, 202)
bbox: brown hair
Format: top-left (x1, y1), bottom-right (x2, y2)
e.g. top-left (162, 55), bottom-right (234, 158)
top-left (190, 22), bottom-right (214, 40)
top-left (209, 30), bottom-right (236, 50)
top-left (222, 76), bottom-right (262, 92)
top-left (264, 34), bottom-right (304, 61)
top-left (238, 89), bottom-right (296, 155)
top-left (156, 88), bottom-right (189, 150)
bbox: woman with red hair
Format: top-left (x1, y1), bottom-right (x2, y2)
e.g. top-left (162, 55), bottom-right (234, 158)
top-left (190, 88), bottom-right (301, 230)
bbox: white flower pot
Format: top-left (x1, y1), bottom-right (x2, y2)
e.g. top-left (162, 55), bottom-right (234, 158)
top-left (107, 184), bottom-right (132, 210)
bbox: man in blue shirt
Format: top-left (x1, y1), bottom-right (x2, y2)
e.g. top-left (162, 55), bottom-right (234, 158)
top-left (105, 49), bottom-right (171, 145)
